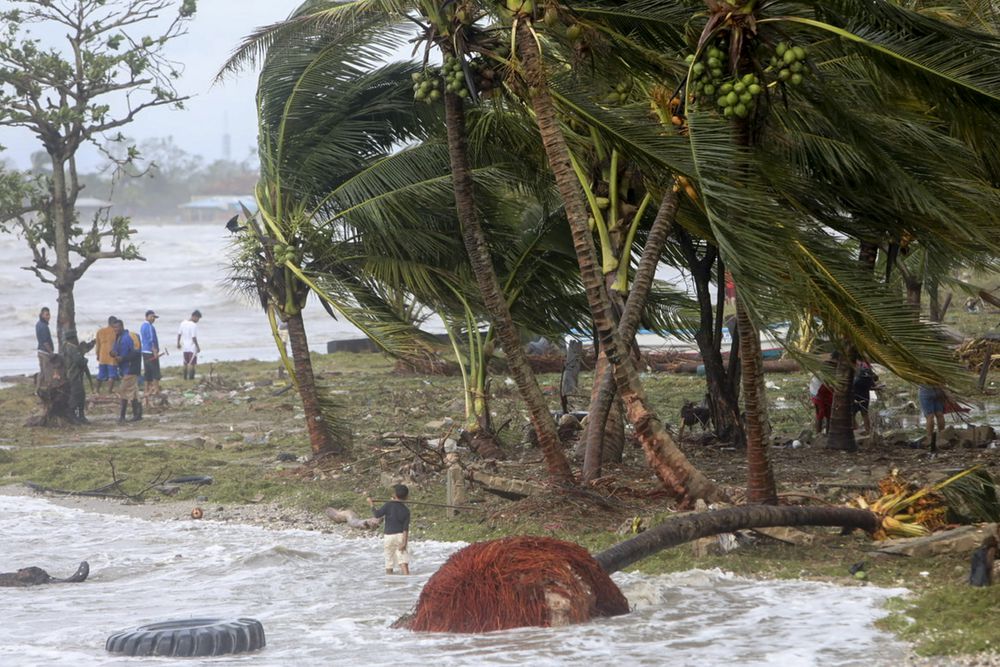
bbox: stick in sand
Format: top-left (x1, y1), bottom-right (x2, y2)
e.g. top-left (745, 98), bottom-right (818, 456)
top-left (367, 498), bottom-right (482, 511)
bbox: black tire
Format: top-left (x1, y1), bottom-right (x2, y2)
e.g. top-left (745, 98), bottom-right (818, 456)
top-left (105, 618), bottom-right (265, 657)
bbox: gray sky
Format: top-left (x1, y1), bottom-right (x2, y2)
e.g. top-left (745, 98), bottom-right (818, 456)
top-left (0, 1), bottom-right (304, 171)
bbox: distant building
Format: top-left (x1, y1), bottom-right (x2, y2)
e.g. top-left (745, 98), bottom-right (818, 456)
top-left (178, 195), bottom-right (257, 223)
top-left (74, 197), bottom-right (113, 220)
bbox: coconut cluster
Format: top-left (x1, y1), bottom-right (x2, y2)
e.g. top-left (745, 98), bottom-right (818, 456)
top-left (411, 57), bottom-right (502, 104)
top-left (272, 242), bottom-right (296, 264)
top-left (412, 69), bottom-right (443, 104)
top-left (685, 44), bottom-right (729, 99)
top-left (676, 37), bottom-right (811, 123)
top-left (715, 73), bottom-right (763, 118)
top-left (442, 55), bottom-right (469, 98)
top-left (603, 78), bottom-right (633, 105)
top-left (770, 42), bottom-right (809, 87)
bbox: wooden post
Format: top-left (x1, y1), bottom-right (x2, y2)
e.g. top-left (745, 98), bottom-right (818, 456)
top-left (978, 348), bottom-right (993, 392)
top-left (560, 339), bottom-right (583, 413)
top-left (446, 464), bottom-right (466, 517)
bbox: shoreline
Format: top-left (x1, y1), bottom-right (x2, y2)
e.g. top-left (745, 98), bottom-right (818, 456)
top-left (0, 483), bottom-right (355, 535)
top-left (2, 486), bottom-right (997, 666)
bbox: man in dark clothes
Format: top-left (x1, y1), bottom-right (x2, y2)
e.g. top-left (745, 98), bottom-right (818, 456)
top-left (367, 484), bottom-right (411, 574)
top-left (36, 307), bottom-right (53, 375)
top-left (62, 330), bottom-right (91, 424)
top-left (852, 360), bottom-right (879, 435)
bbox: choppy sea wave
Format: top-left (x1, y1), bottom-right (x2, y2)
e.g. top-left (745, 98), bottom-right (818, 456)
top-left (0, 494), bottom-right (910, 667)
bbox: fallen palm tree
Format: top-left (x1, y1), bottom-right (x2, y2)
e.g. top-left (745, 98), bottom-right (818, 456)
top-left (854, 466), bottom-right (999, 540)
top-left (397, 505), bottom-right (878, 633)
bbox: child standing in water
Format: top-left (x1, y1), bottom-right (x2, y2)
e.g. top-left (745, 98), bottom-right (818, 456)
top-left (367, 484), bottom-right (411, 574)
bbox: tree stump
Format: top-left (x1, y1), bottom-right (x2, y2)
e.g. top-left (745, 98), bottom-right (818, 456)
top-left (28, 354), bottom-right (72, 426)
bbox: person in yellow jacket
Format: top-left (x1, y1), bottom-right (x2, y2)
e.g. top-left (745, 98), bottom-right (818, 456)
top-left (94, 316), bottom-right (120, 394)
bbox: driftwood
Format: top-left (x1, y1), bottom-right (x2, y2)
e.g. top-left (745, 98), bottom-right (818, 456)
top-left (465, 470), bottom-right (548, 500)
top-left (979, 289), bottom-right (1000, 311)
top-left (324, 508), bottom-right (381, 529)
top-left (0, 561), bottom-right (89, 587)
top-left (26, 459), bottom-right (170, 502)
top-left (649, 357), bottom-right (800, 374)
top-left (25, 480), bottom-right (126, 498)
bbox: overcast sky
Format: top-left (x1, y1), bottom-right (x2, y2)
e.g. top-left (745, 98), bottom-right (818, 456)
top-left (0, 1), bottom-right (306, 171)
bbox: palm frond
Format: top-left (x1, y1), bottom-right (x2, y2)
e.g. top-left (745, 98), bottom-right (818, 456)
top-left (685, 107), bottom-right (967, 387)
top-left (939, 467), bottom-right (1000, 523)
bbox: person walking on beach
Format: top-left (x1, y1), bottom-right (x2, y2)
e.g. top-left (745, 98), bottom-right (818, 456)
top-left (140, 310), bottom-right (162, 405)
top-left (35, 307), bottom-right (53, 375)
top-left (111, 320), bottom-right (142, 423)
top-left (177, 310), bottom-right (201, 380)
top-left (94, 316), bottom-right (119, 394)
top-left (367, 484), bottom-right (411, 575)
top-left (918, 384), bottom-right (947, 447)
top-left (809, 374), bottom-right (833, 434)
top-left (852, 359), bottom-right (879, 435)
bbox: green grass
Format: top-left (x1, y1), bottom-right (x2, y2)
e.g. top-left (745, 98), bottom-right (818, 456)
top-left (880, 585), bottom-right (1000, 655)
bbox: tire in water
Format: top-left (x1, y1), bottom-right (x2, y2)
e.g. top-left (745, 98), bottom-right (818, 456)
top-left (105, 618), bottom-right (265, 657)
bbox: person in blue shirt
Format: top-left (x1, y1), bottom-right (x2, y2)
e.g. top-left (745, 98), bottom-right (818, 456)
top-left (35, 307), bottom-right (53, 374)
top-left (111, 320), bottom-right (142, 423)
top-left (139, 310), bottom-right (162, 405)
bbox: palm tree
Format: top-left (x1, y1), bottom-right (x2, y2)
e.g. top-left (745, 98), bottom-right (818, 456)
top-left (495, 0), bottom-right (1000, 502)
top-left (226, 0), bottom-right (1000, 503)
top-left (224, 2), bottom-right (581, 484)
top-left (512, 17), bottom-right (726, 503)
top-left (224, 16), bottom-right (447, 456)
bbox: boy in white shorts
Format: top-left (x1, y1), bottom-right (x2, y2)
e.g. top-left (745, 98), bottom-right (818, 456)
top-left (367, 484), bottom-right (411, 574)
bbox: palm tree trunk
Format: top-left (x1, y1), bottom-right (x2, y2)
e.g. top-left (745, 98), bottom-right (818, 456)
top-left (826, 348), bottom-right (858, 451)
top-left (443, 91), bottom-right (573, 485)
top-left (904, 274), bottom-right (923, 312)
top-left (582, 191), bottom-right (678, 480)
top-left (927, 276), bottom-right (944, 322)
top-left (583, 350), bottom-right (625, 465)
top-left (516, 22), bottom-right (719, 503)
top-left (735, 293), bottom-right (777, 503)
top-left (594, 505), bottom-right (878, 574)
top-left (677, 232), bottom-right (743, 444)
top-left (285, 310), bottom-right (337, 455)
top-left (828, 241), bottom-right (878, 451)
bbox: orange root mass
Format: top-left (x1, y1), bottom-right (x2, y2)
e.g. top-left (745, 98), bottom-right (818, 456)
top-left (402, 536), bottom-right (629, 633)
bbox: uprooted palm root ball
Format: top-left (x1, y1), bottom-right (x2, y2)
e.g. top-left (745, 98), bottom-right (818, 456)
top-left (398, 536), bottom-right (629, 632)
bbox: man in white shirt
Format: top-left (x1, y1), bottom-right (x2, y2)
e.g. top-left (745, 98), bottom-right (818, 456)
top-left (177, 310), bottom-right (202, 380)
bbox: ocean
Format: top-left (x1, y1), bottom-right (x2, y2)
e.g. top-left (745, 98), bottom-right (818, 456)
top-left (0, 220), bottom-right (370, 378)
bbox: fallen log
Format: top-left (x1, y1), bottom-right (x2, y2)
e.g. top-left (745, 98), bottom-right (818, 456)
top-left (465, 470), bottom-right (548, 500)
top-left (25, 480), bottom-right (126, 498)
top-left (594, 505), bottom-right (878, 574)
top-left (650, 358), bottom-right (800, 374)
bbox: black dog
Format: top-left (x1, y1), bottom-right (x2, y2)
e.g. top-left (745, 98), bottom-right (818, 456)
top-left (679, 399), bottom-right (711, 440)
